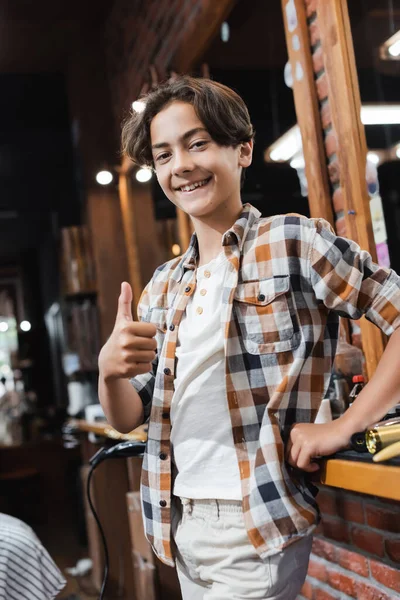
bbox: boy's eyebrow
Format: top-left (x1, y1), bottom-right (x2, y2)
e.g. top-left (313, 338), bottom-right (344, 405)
top-left (151, 127), bottom-right (208, 150)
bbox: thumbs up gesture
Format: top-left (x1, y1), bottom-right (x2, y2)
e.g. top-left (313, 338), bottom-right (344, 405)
top-left (98, 282), bottom-right (157, 382)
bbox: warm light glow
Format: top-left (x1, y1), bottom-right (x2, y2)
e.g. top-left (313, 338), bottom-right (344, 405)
top-left (367, 152), bottom-right (380, 165)
top-left (172, 244), bottom-right (181, 256)
top-left (361, 105), bottom-right (400, 125)
top-left (268, 125), bottom-right (302, 162)
top-left (0, 322), bottom-right (8, 332)
top-left (96, 170), bottom-right (113, 185)
top-left (20, 321), bottom-right (31, 332)
top-left (388, 39), bottom-right (400, 57)
top-left (136, 168), bottom-right (152, 183)
top-left (396, 147), bottom-right (400, 159)
top-left (132, 100), bottom-right (146, 113)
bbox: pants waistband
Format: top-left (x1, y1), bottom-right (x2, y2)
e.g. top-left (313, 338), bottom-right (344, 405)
top-left (177, 497), bottom-right (243, 519)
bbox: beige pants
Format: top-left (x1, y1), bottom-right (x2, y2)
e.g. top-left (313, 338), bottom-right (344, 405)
top-left (171, 497), bottom-right (312, 600)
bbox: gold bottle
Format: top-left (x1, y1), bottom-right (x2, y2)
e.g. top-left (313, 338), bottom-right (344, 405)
top-left (365, 417), bottom-right (400, 454)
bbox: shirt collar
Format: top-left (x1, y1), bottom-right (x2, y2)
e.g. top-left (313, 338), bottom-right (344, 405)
top-left (179, 203), bottom-right (261, 274)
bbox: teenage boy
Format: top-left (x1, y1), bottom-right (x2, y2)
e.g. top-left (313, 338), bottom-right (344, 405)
top-left (99, 76), bottom-right (400, 600)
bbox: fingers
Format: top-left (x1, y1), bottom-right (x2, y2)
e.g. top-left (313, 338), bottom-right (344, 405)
top-left (131, 321), bottom-right (157, 339)
top-left (117, 282), bottom-right (133, 322)
top-left (295, 446), bottom-right (320, 472)
top-left (133, 362), bottom-right (154, 376)
top-left (287, 439), bottom-right (301, 469)
top-left (287, 427), bottom-right (320, 473)
top-left (125, 350), bottom-right (156, 364)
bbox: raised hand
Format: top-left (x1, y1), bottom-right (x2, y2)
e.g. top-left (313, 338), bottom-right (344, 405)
top-left (98, 282), bottom-right (157, 382)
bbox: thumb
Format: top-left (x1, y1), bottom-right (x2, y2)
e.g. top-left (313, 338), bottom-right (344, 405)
top-left (117, 282), bottom-right (133, 322)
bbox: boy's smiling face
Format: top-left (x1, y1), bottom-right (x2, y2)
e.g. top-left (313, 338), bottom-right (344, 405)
top-left (150, 101), bottom-right (252, 221)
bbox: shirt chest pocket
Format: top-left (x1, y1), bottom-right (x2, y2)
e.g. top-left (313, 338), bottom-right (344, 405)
top-left (234, 276), bottom-right (299, 354)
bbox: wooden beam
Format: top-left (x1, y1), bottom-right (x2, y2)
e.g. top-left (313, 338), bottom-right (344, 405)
top-left (172, 0), bottom-right (236, 73)
top-left (119, 166), bottom-right (164, 316)
top-left (316, 0), bottom-right (386, 378)
top-left (281, 0), bottom-right (334, 226)
top-left (177, 208), bottom-right (193, 253)
top-left (119, 172), bottom-right (144, 318)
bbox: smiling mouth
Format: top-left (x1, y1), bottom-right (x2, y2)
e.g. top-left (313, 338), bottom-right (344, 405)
top-left (177, 177), bottom-right (212, 193)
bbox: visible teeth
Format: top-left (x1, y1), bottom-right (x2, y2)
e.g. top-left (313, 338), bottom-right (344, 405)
top-left (180, 178), bottom-right (209, 192)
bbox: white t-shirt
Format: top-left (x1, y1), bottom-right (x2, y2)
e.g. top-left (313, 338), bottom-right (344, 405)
top-left (171, 251), bottom-right (242, 500)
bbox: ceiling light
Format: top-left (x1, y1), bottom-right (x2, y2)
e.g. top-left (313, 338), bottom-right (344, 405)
top-left (388, 39), bottom-right (400, 57)
top-left (361, 105), bottom-right (400, 125)
top-left (96, 170), bottom-right (113, 185)
top-left (367, 152), bottom-right (380, 165)
top-left (267, 105), bottom-right (400, 165)
top-left (136, 168), bottom-right (152, 183)
top-left (396, 147), bottom-right (400, 159)
top-left (290, 155), bottom-right (305, 169)
top-left (221, 22), bottom-right (230, 43)
top-left (132, 100), bottom-right (146, 113)
top-left (20, 320), bottom-right (31, 332)
top-left (0, 322), bottom-right (8, 332)
top-left (380, 30), bottom-right (400, 60)
top-left (266, 125), bottom-right (302, 163)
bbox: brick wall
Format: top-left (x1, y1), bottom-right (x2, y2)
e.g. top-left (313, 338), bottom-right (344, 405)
top-left (305, 0), bottom-right (345, 237)
top-left (104, 0), bottom-right (213, 124)
top-left (297, 486), bottom-right (400, 599)
top-left (301, 2), bottom-right (400, 597)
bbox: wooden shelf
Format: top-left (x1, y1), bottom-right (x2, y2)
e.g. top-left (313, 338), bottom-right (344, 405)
top-left (318, 458), bottom-right (400, 501)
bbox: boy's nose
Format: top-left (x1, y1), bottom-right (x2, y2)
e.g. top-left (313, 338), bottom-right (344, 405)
top-left (171, 151), bottom-right (195, 177)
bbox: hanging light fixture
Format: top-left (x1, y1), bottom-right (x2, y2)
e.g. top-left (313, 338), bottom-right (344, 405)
top-left (96, 170), bottom-right (113, 185)
top-left (380, 30), bottom-right (400, 59)
top-left (136, 168), bottom-right (152, 183)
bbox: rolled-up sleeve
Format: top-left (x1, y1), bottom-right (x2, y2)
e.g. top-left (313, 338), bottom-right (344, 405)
top-left (129, 282), bottom-right (157, 422)
top-left (309, 218), bottom-right (400, 335)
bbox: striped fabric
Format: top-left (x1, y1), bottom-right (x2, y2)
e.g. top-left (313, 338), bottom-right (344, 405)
top-left (131, 204), bottom-right (400, 567)
top-left (0, 513), bottom-right (66, 599)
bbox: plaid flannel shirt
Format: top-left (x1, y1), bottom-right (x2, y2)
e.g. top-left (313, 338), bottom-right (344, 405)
top-left (131, 203), bottom-right (400, 566)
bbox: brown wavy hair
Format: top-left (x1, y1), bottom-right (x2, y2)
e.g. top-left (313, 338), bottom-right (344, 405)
top-left (121, 76), bottom-right (254, 185)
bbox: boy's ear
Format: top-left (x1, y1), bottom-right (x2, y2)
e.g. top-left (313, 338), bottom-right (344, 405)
top-left (239, 141), bottom-right (253, 168)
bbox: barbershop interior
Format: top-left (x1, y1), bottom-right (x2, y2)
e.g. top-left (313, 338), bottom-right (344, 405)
top-left (0, 0), bottom-right (400, 599)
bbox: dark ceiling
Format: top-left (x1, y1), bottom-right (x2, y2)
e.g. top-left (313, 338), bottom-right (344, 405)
top-left (0, 0), bottom-right (112, 261)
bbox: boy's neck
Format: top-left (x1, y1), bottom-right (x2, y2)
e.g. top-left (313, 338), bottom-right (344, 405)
top-left (191, 201), bottom-right (243, 267)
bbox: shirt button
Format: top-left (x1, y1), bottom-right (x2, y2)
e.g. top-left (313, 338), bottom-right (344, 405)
top-left (196, 307), bottom-right (203, 315)
top-left (185, 286), bottom-right (191, 293)
top-left (204, 270), bottom-right (211, 278)
top-left (169, 324), bottom-right (175, 331)
top-left (163, 368), bottom-right (171, 375)
top-left (200, 289), bottom-right (207, 296)
top-left (258, 294), bottom-right (266, 302)
top-left (159, 500), bottom-right (167, 508)
top-left (159, 452), bottom-right (167, 460)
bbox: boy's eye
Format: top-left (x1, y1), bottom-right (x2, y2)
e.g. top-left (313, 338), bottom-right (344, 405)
top-left (190, 140), bottom-right (207, 150)
top-left (155, 152), bottom-right (170, 163)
